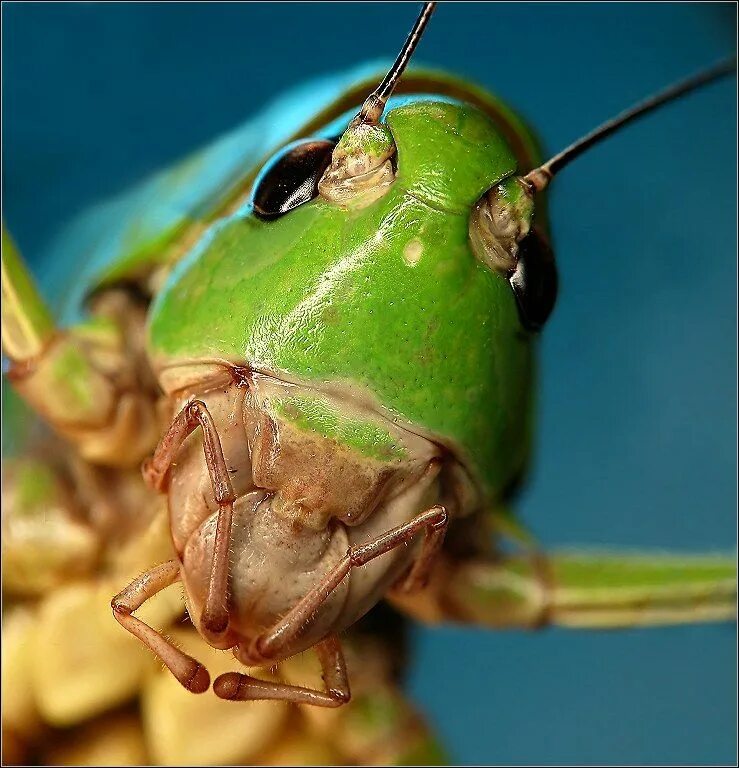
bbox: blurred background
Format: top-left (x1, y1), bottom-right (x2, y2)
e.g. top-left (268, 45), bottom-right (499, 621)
top-left (3, 2), bottom-right (736, 764)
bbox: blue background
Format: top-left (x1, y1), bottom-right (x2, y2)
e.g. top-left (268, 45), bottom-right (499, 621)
top-left (3, 3), bottom-right (736, 764)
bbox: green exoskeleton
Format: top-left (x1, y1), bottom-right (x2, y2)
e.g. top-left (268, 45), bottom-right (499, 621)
top-left (2, 2), bottom-right (736, 709)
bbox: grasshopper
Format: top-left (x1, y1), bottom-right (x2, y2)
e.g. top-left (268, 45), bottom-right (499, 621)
top-left (2, 3), bottom-right (735, 714)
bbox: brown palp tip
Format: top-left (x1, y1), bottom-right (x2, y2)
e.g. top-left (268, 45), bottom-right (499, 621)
top-left (213, 672), bottom-right (242, 700)
top-left (185, 664), bottom-right (211, 694)
top-left (201, 609), bottom-right (229, 637)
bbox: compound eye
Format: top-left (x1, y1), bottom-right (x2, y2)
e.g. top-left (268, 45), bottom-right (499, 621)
top-left (509, 228), bottom-right (558, 331)
top-left (253, 139), bottom-right (336, 220)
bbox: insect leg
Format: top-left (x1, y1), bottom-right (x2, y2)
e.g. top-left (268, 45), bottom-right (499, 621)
top-left (2, 229), bottom-right (160, 466)
top-left (393, 507), bottom-right (449, 593)
top-left (254, 505), bottom-right (448, 660)
top-left (389, 550), bottom-right (737, 629)
top-left (143, 400), bottom-right (235, 639)
top-left (213, 633), bottom-right (350, 707)
top-left (111, 560), bottom-right (210, 693)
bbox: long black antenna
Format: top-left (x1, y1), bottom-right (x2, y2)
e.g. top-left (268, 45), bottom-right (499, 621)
top-left (525, 56), bottom-right (736, 193)
top-left (359, 2), bottom-right (437, 124)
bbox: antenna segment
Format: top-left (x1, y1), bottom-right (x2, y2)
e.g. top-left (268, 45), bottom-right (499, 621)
top-left (358, 2), bottom-right (437, 124)
top-left (525, 57), bottom-right (736, 193)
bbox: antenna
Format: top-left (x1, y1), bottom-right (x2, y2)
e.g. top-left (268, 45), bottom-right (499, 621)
top-left (525, 57), bottom-right (736, 193)
top-left (358, 2), bottom-right (437, 124)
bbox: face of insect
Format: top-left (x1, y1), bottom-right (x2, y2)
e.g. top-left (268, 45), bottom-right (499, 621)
top-left (141, 95), bottom-right (554, 659)
top-left (149, 97), bottom-right (546, 505)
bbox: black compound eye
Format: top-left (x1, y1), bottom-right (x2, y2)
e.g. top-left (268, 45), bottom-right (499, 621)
top-left (252, 139), bottom-right (336, 220)
top-left (509, 228), bottom-right (558, 331)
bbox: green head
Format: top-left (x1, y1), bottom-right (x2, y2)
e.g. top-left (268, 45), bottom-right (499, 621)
top-left (148, 3), bottom-right (734, 505)
top-left (148, 4), bottom-right (559, 504)
top-left (148, 90), bottom-right (557, 502)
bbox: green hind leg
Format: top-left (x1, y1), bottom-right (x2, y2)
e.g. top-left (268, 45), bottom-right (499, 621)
top-left (390, 548), bottom-right (736, 629)
top-left (2, 225), bottom-right (159, 467)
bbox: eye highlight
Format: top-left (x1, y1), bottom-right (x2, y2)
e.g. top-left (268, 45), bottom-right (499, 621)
top-left (252, 139), bottom-right (336, 220)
